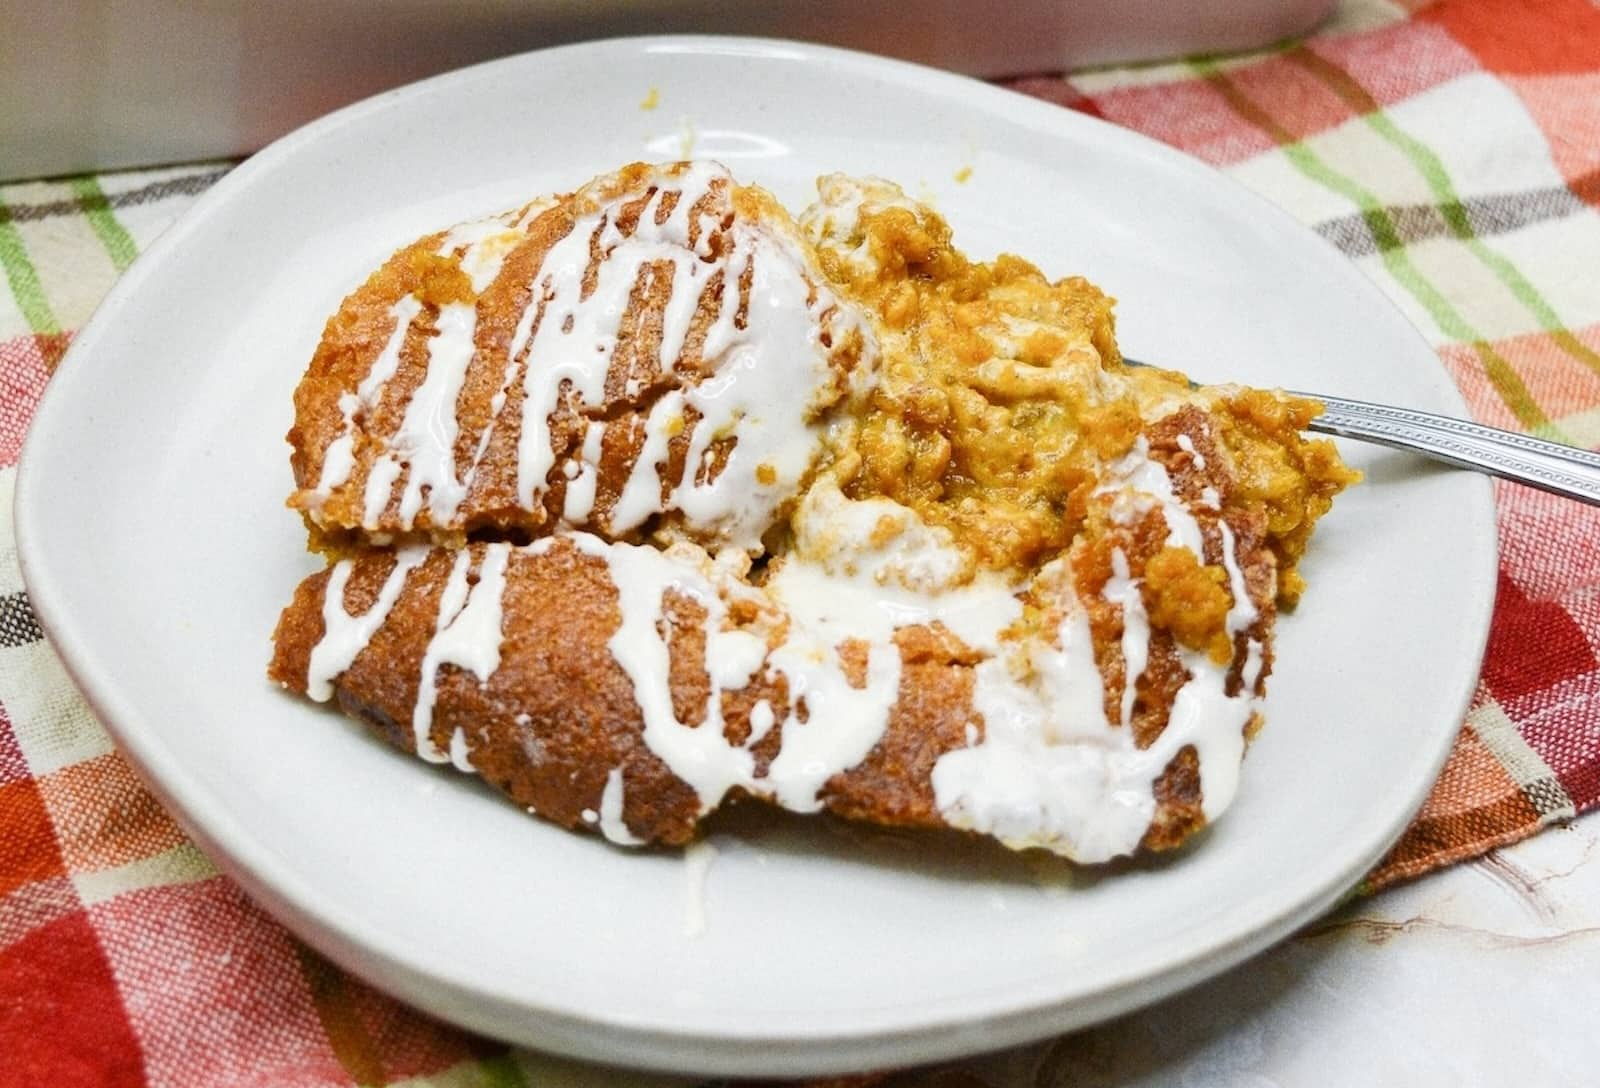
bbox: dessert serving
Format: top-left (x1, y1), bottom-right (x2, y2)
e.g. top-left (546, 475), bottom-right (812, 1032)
top-left (269, 161), bottom-right (1357, 863)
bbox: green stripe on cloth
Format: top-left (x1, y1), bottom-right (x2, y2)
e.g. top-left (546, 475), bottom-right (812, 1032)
top-left (1287, 47), bottom-right (1600, 378)
top-left (294, 941), bottom-right (388, 1086)
top-left (0, 212), bottom-right (60, 336)
top-left (1194, 58), bottom-right (1558, 436)
top-left (473, 1053), bottom-right (531, 1088)
top-left (68, 177), bottom-right (139, 273)
top-left (2, 168), bottom-right (230, 225)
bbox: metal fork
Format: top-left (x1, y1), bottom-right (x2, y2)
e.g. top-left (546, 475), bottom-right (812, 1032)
top-left (1122, 357), bottom-right (1600, 506)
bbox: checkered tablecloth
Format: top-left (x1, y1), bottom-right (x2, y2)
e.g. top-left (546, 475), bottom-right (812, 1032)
top-left (4, 0), bottom-right (1598, 1083)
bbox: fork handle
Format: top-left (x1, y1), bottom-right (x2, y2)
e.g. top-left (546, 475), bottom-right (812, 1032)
top-left (1303, 392), bottom-right (1600, 506)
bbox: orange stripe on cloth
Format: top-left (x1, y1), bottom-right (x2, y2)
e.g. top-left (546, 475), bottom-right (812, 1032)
top-left (35, 752), bottom-right (186, 874)
top-left (1225, 51), bottom-right (1354, 141)
top-left (32, 332), bottom-right (69, 371)
top-left (1420, 0), bottom-right (1600, 76)
top-left (1439, 322), bottom-right (1600, 428)
top-left (1503, 73), bottom-right (1600, 202)
top-left (1308, 17), bottom-right (1478, 111)
top-left (1362, 722), bottom-right (1542, 892)
top-left (0, 778), bottom-right (67, 897)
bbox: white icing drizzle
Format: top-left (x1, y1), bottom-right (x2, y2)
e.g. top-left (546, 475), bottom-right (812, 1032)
top-left (368, 301), bottom-right (478, 529)
top-left (511, 167), bottom-right (734, 517)
top-left (561, 420), bottom-right (606, 523)
top-left (572, 532), bottom-right (760, 807)
top-left (1243, 640), bottom-right (1266, 694)
top-left (311, 163), bottom-right (873, 554)
top-left (683, 840), bottom-right (718, 937)
top-left (705, 629), bottom-right (767, 690)
top-left (762, 622), bottom-right (902, 813)
top-left (755, 488), bottom-right (1020, 811)
top-left (1219, 519), bottom-right (1268, 695)
top-left (932, 589), bottom-right (1257, 862)
top-left (564, 487), bottom-right (1021, 818)
top-left (1217, 520), bottom-right (1259, 634)
top-left (317, 432), bottom-right (356, 497)
top-left (598, 767), bottom-right (644, 846)
top-left (507, 182), bottom-right (687, 511)
top-left (610, 389), bottom-right (687, 531)
top-left (447, 728), bottom-right (474, 773)
top-left (305, 546), bottom-right (430, 701)
top-left (438, 214), bottom-right (520, 294)
top-left (1175, 432), bottom-right (1205, 470)
top-left (312, 203), bottom-right (535, 516)
top-left (747, 700), bottom-right (776, 745)
top-left (934, 602), bottom-right (1156, 863)
top-left (766, 558), bottom-right (1018, 660)
top-left (362, 456), bottom-right (403, 525)
top-left (1098, 437), bottom-right (1204, 556)
top-left (314, 295), bottom-right (423, 498)
top-left (410, 543), bottom-right (512, 764)
top-left (1102, 549), bottom-right (1147, 729)
top-left (513, 197), bottom-right (557, 232)
top-left (297, 173), bottom-right (1282, 863)
top-left (662, 228), bottom-right (847, 549)
top-left (932, 444), bottom-right (1261, 861)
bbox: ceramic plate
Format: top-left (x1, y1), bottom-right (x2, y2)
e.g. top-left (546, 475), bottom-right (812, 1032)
top-left (15, 37), bottom-right (1496, 1076)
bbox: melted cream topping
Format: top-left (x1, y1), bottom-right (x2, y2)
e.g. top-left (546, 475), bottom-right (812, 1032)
top-left (301, 439), bottom-right (1264, 861)
top-left (790, 478), bottom-right (972, 593)
top-left (411, 542), bottom-right (512, 765)
top-left (315, 295), bottom-right (423, 498)
top-left (599, 767), bottom-right (645, 847)
top-left (438, 212), bottom-right (526, 294)
top-left (682, 839), bottom-right (718, 937)
top-left (305, 545), bottom-right (430, 701)
top-left (373, 301), bottom-right (478, 528)
top-left (930, 448), bottom-right (1261, 862)
top-left (801, 173), bottom-right (927, 277)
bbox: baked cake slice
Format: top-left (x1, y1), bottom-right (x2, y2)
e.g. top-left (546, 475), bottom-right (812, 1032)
top-left (289, 161), bottom-right (873, 555)
top-left (271, 163), bottom-right (1357, 863)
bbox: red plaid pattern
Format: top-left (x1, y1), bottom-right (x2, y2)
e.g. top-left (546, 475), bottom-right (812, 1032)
top-left (4, 0), bottom-right (1600, 1082)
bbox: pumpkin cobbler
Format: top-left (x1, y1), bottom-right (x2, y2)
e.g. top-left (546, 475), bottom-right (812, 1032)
top-left (270, 162), bottom-right (1357, 862)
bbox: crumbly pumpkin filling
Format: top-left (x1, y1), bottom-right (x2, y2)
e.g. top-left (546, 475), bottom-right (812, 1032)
top-left (794, 178), bottom-right (1358, 612)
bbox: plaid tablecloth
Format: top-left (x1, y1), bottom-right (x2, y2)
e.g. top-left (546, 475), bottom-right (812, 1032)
top-left (4, 0), bottom-right (1598, 1082)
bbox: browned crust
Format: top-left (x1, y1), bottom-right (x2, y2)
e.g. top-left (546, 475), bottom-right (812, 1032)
top-left (272, 542), bottom-right (706, 842)
top-left (288, 163), bottom-right (863, 552)
top-left (271, 169), bottom-right (1304, 860)
top-left (268, 515), bottom-right (1268, 851)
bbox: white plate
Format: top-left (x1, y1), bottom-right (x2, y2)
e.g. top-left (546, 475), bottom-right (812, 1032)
top-left (15, 37), bottom-right (1496, 1076)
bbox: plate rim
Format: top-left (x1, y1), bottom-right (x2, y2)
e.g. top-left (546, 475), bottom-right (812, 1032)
top-left (13, 33), bottom-right (1499, 1075)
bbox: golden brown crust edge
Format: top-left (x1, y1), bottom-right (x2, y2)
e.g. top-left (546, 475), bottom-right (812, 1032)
top-left (268, 535), bottom-right (1235, 853)
top-left (284, 163), bottom-right (868, 556)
